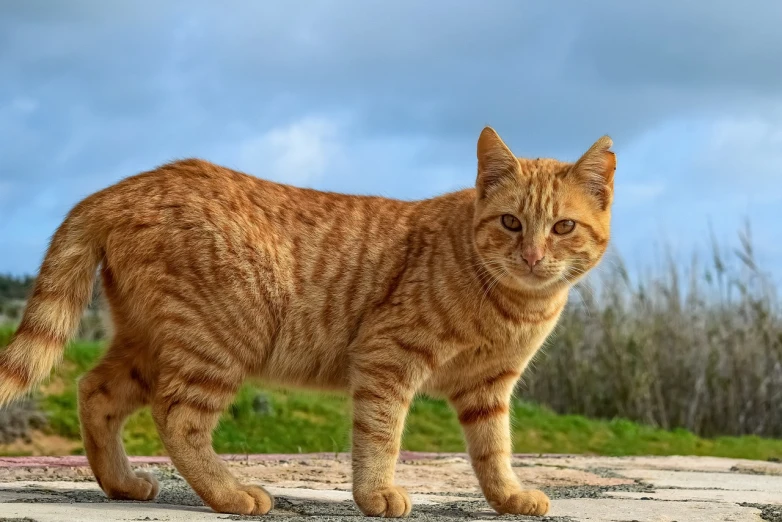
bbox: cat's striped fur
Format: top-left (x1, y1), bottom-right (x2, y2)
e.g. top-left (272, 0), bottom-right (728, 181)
top-left (0, 127), bottom-right (615, 517)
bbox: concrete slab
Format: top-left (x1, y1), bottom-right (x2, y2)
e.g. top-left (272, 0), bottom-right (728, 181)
top-left (616, 468), bottom-right (782, 492)
top-left (733, 461), bottom-right (782, 476)
top-left (0, 502), bottom-right (229, 522)
top-left (607, 488), bottom-right (782, 505)
top-left (0, 453), bottom-right (778, 521)
top-left (521, 455), bottom-right (775, 474)
top-left (549, 498), bottom-right (763, 521)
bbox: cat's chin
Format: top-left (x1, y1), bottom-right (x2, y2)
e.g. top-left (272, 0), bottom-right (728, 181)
top-left (503, 269), bottom-right (566, 292)
top-left (524, 276), bottom-right (564, 291)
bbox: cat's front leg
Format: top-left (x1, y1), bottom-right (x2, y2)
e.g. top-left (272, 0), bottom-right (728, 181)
top-left (449, 375), bottom-right (550, 516)
top-left (350, 336), bottom-right (437, 517)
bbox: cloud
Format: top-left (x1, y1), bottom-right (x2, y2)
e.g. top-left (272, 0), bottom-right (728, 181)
top-left (700, 113), bottom-right (782, 198)
top-left (8, 97), bottom-right (38, 113)
top-left (235, 117), bottom-right (344, 186)
top-left (568, 1), bottom-right (782, 94)
top-left (4, 0), bottom-right (782, 161)
top-left (0, 181), bottom-right (10, 206)
top-left (2, 1), bottom-right (782, 278)
top-left (616, 182), bottom-right (666, 207)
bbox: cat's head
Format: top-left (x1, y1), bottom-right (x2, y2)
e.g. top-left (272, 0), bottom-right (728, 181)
top-left (472, 126), bottom-right (615, 292)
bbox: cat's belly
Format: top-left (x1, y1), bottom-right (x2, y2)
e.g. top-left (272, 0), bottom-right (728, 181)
top-left (256, 313), bottom-right (354, 391)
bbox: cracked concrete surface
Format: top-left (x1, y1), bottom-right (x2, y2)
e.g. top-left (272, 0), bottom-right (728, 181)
top-left (0, 452), bottom-right (778, 521)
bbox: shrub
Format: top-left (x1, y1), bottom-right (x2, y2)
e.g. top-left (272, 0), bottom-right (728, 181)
top-left (523, 223), bottom-right (782, 438)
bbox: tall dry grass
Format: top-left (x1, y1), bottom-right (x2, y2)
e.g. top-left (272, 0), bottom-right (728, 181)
top-left (523, 223), bottom-right (782, 438)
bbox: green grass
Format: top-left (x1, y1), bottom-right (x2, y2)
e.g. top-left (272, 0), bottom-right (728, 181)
top-left (5, 330), bottom-right (782, 460)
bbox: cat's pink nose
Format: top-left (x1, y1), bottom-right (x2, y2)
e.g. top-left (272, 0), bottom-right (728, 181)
top-left (522, 247), bottom-right (544, 268)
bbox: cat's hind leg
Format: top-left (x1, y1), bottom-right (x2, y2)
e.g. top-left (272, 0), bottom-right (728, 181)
top-left (151, 335), bottom-right (273, 516)
top-left (78, 334), bottom-right (159, 501)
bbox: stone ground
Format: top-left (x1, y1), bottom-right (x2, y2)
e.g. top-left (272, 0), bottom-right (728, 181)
top-left (0, 452), bottom-right (780, 521)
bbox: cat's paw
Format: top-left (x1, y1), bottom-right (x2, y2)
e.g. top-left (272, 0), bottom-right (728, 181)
top-left (489, 489), bottom-right (550, 516)
top-left (210, 484), bottom-right (274, 516)
top-left (104, 471), bottom-right (160, 501)
top-left (354, 485), bottom-right (412, 517)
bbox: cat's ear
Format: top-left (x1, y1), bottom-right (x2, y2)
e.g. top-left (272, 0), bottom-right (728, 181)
top-left (476, 126), bottom-right (518, 199)
top-left (569, 136), bottom-right (616, 210)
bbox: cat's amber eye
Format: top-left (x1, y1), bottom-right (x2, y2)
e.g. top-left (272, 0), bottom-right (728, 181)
top-left (501, 214), bottom-right (522, 232)
top-left (553, 219), bottom-right (576, 235)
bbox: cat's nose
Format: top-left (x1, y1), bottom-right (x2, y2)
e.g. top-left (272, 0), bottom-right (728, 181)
top-left (522, 247), bottom-right (544, 268)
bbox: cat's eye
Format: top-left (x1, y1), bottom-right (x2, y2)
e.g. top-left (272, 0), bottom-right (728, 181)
top-left (553, 219), bottom-right (576, 235)
top-left (501, 214), bottom-right (522, 232)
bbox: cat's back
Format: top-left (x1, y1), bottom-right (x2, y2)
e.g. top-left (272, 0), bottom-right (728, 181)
top-left (93, 158), bottom-right (419, 303)
top-left (97, 157), bottom-right (412, 242)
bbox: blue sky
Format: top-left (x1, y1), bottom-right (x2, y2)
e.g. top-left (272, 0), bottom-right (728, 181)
top-left (1, 1), bottom-right (781, 284)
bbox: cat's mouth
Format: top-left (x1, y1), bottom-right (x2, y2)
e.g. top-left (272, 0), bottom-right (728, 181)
top-left (505, 264), bottom-right (557, 285)
top-left (524, 270), bottom-right (555, 283)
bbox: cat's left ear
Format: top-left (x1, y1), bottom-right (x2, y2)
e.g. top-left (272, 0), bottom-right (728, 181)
top-left (568, 136), bottom-right (616, 210)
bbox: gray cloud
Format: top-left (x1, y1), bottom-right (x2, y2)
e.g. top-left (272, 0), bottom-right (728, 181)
top-left (3, 1), bottom-right (781, 156)
top-left (2, 1), bottom-right (782, 275)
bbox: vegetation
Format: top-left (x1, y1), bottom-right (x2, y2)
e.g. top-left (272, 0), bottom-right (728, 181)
top-left (0, 274), bottom-right (105, 341)
top-left (3, 327), bottom-right (782, 459)
top-left (1, 225), bottom-right (781, 456)
top-left (0, 274), bottom-right (34, 302)
top-left (524, 224), bottom-right (782, 438)
top-left (0, 274), bottom-right (33, 323)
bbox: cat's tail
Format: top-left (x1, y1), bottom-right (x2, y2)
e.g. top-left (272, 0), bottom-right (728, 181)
top-left (0, 199), bottom-right (103, 405)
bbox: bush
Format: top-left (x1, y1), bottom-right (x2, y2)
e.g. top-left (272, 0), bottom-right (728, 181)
top-left (0, 397), bottom-right (47, 444)
top-left (523, 223), bottom-right (782, 438)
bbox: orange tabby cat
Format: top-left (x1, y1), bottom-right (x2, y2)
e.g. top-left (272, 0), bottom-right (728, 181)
top-left (0, 127), bottom-right (615, 517)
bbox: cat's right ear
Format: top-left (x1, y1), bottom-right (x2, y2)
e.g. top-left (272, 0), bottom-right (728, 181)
top-left (476, 126), bottom-right (518, 199)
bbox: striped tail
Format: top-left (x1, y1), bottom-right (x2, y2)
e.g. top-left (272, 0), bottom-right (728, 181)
top-left (0, 205), bottom-right (102, 405)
